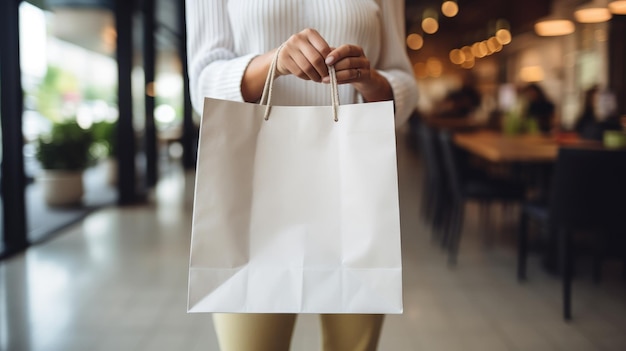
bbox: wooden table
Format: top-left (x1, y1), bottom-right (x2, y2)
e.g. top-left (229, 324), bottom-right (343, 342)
top-left (423, 116), bottom-right (487, 132)
top-left (453, 130), bottom-right (601, 163)
top-left (452, 130), bottom-right (605, 205)
top-left (453, 130), bottom-right (609, 284)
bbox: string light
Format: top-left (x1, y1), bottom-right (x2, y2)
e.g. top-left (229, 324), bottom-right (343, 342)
top-left (534, 19), bottom-right (575, 36)
top-left (421, 8), bottom-right (439, 34)
top-left (608, 0), bottom-right (626, 14)
top-left (441, 0), bottom-right (459, 18)
top-left (406, 33), bottom-right (424, 50)
top-left (574, 0), bottom-right (612, 23)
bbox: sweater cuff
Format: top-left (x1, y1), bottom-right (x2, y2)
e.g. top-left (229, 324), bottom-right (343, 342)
top-left (199, 53), bottom-right (258, 102)
top-left (377, 70), bottom-right (417, 127)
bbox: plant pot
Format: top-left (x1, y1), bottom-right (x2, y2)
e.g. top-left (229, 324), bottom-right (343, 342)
top-left (104, 157), bottom-right (118, 186)
top-left (37, 170), bottom-right (84, 206)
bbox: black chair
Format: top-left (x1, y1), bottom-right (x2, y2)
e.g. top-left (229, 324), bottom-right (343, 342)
top-left (517, 147), bottom-right (626, 320)
top-left (437, 129), bottom-right (526, 265)
top-left (415, 122), bottom-right (448, 240)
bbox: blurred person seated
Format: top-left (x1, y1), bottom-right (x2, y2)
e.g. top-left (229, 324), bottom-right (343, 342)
top-left (573, 85), bottom-right (621, 141)
top-left (436, 84), bottom-right (482, 119)
top-left (520, 83), bottom-right (555, 134)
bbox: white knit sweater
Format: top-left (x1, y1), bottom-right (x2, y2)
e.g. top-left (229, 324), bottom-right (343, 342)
top-left (185, 0), bottom-right (418, 126)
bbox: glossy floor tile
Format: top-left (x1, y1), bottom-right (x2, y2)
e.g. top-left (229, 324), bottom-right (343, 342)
top-left (1, 129), bottom-right (625, 351)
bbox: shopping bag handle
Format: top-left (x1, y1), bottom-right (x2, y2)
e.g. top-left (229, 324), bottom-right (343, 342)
top-left (260, 44), bottom-right (340, 122)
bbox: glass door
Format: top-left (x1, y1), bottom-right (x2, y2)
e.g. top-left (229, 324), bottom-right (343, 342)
top-left (19, 2), bottom-right (118, 243)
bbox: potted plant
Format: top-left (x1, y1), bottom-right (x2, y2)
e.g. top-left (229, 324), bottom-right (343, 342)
top-left (36, 120), bottom-right (93, 206)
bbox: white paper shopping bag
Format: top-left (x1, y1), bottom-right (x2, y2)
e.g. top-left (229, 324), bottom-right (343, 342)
top-left (187, 66), bottom-right (402, 314)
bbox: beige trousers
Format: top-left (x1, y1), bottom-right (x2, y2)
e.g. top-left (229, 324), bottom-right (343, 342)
top-left (213, 313), bottom-right (384, 351)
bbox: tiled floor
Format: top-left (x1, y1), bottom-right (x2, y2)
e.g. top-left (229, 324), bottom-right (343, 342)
top-left (25, 162), bottom-right (118, 243)
top-left (1, 129), bottom-right (625, 351)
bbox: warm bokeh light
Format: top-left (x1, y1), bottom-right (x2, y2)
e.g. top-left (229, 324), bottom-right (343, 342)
top-left (469, 43), bottom-right (479, 58)
top-left (483, 40), bottom-right (494, 55)
top-left (450, 35), bottom-right (507, 66)
top-left (461, 46), bottom-right (474, 62)
top-left (534, 19), bottom-right (575, 36)
top-left (487, 37), bottom-right (503, 52)
top-left (406, 33), bottom-right (424, 50)
top-left (441, 0), bottom-right (459, 17)
top-left (146, 82), bottom-right (156, 97)
top-left (495, 29), bottom-right (512, 45)
top-left (422, 17), bottom-right (439, 34)
top-left (519, 65), bottom-right (545, 82)
top-left (449, 49), bottom-right (464, 65)
top-left (471, 42), bottom-right (488, 58)
top-left (574, 7), bottom-right (612, 23)
top-left (100, 25), bottom-right (117, 54)
top-left (426, 57), bottom-right (443, 77)
top-left (461, 59), bottom-right (475, 69)
top-left (413, 62), bottom-right (428, 79)
top-left (609, 0), bottom-right (626, 14)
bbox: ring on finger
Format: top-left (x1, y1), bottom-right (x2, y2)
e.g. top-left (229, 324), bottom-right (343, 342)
top-left (356, 69), bottom-right (361, 79)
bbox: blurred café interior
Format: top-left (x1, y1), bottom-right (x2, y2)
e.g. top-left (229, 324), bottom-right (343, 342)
top-left (1, 0), bottom-right (626, 350)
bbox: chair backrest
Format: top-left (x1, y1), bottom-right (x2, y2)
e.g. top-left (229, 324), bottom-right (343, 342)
top-left (437, 129), bottom-right (464, 201)
top-left (416, 122), bottom-right (442, 185)
top-left (549, 147), bottom-right (626, 231)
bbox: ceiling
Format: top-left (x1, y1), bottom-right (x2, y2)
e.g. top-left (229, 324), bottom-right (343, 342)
top-left (405, 0), bottom-right (553, 35)
top-left (37, 0), bottom-right (560, 65)
top-left (405, 0), bottom-right (553, 57)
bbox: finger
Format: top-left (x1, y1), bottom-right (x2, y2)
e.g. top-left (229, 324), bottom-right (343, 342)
top-left (302, 28), bottom-right (332, 58)
top-left (277, 45), bottom-right (319, 80)
top-left (301, 29), bottom-right (331, 78)
top-left (281, 43), bottom-right (326, 81)
top-left (291, 50), bottom-right (323, 81)
top-left (299, 44), bottom-right (329, 81)
top-left (280, 29), bottom-right (330, 80)
top-left (279, 56), bottom-right (311, 81)
top-left (326, 44), bottom-right (364, 65)
top-left (334, 67), bottom-right (369, 83)
top-left (331, 56), bottom-right (367, 72)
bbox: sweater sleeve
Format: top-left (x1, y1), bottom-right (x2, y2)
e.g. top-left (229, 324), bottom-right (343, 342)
top-left (376, 0), bottom-right (418, 127)
top-left (185, 0), bottom-right (256, 114)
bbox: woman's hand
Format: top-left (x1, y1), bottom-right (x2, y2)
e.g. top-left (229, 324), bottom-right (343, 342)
top-left (241, 28), bottom-right (331, 102)
top-left (324, 44), bottom-right (393, 103)
top-left (323, 45), bottom-right (371, 84)
top-left (275, 28), bottom-right (332, 82)
top-left (242, 29), bottom-right (392, 103)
